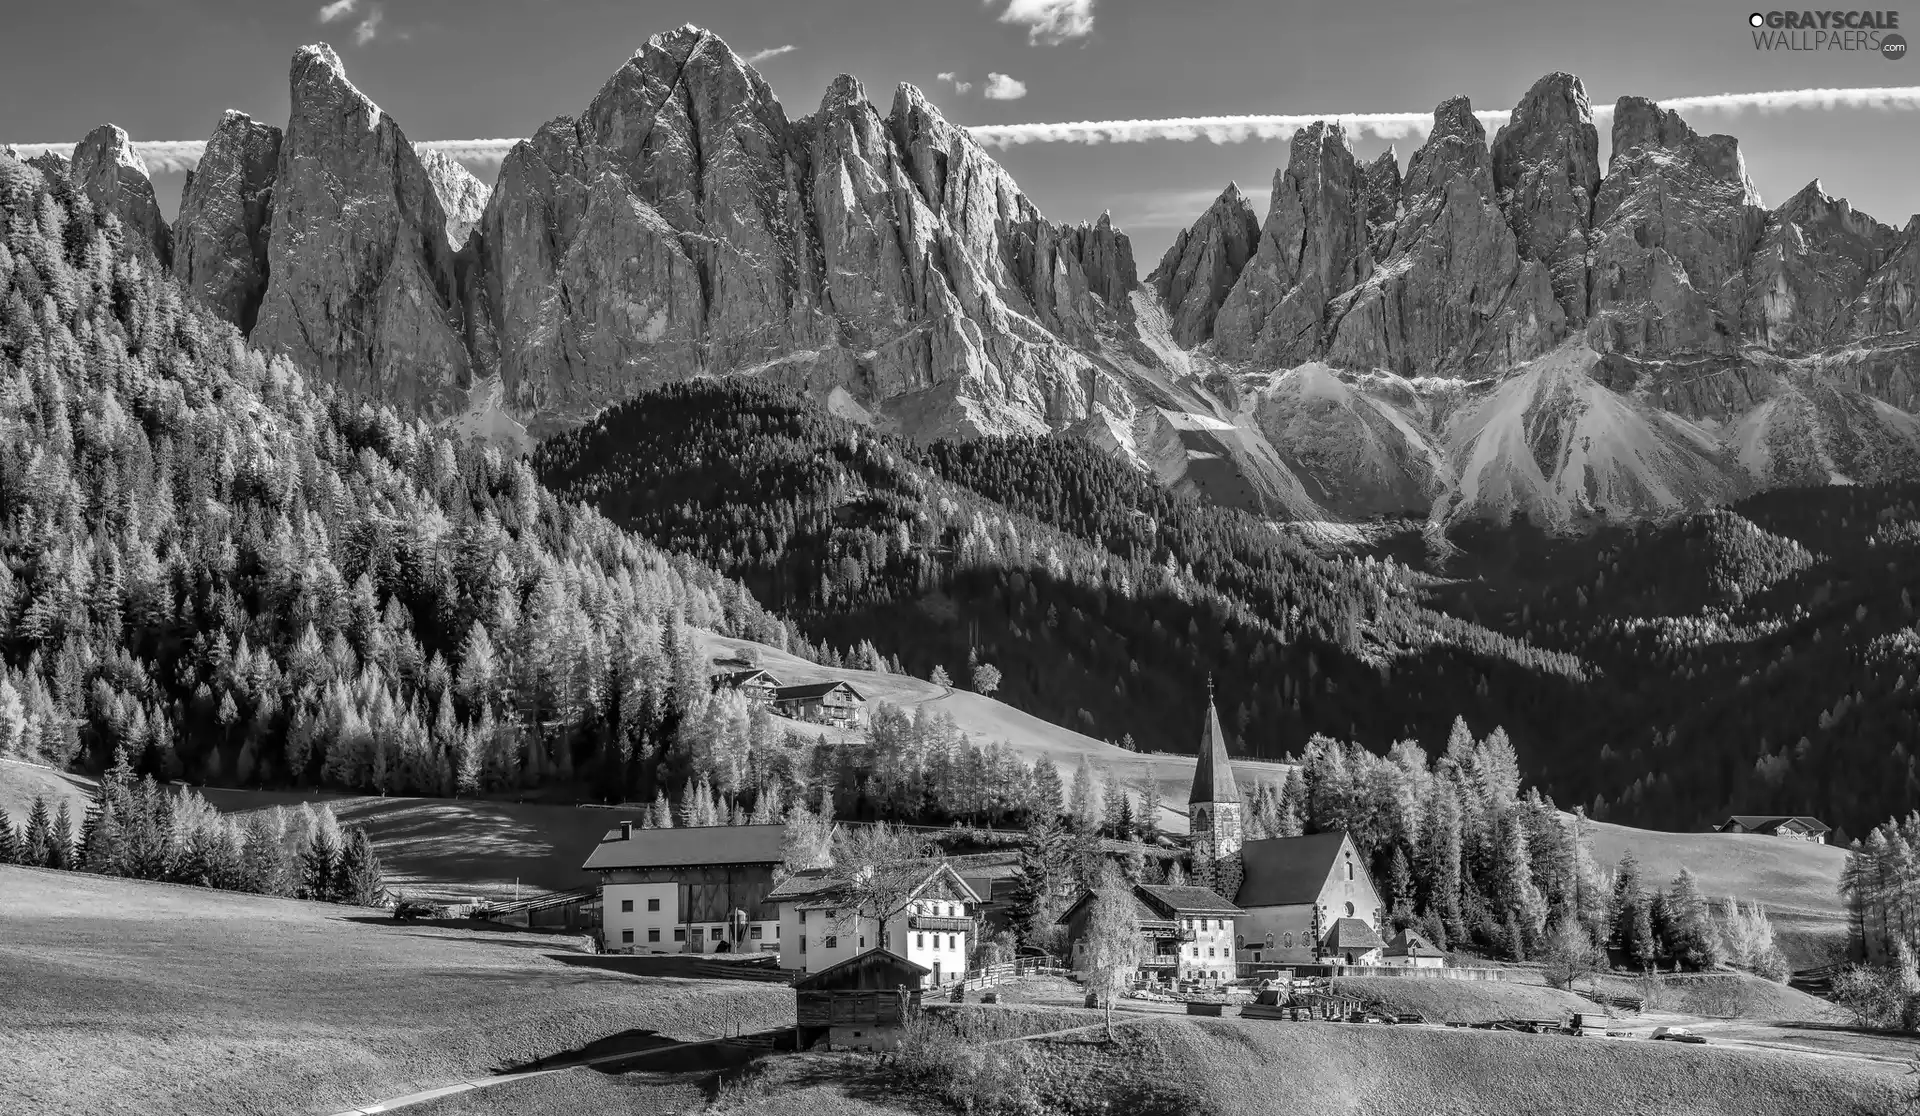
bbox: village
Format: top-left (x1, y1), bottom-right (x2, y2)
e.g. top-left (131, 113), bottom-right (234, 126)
top-left (450, 659), bottom-right (1840, 1056)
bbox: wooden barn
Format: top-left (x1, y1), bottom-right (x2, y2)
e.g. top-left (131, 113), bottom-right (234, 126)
top-left (793, 949), bottom-right (928, 1051)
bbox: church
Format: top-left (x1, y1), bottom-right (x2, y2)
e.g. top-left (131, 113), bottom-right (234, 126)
top-left (1188, 697), bottom-right (1388, 967)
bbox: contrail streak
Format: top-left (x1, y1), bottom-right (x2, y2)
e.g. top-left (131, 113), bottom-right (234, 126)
top-left (9, 85), bottom-right (1919, 170)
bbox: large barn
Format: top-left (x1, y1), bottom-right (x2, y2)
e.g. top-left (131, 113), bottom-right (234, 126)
top-left (581, 822), bottom-right (787, 955)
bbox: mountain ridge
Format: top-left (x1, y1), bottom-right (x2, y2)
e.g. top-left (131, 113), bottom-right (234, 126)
top-left (13, 29), bottom-right (1920, 533)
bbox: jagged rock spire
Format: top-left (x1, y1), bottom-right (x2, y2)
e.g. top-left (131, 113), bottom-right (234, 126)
top-left (1189, 694), bottom-right (1240, 806)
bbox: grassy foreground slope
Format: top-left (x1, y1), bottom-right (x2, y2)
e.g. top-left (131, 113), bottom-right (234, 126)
top-left (0, 867), bottom-right (794, 1116)
top-left (1029, 1016), bottom-right (1902, 1116)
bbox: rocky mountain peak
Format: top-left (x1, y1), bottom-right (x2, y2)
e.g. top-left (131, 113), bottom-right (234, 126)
top-left (1403, 95), bottom-right (1491, 204)
top-left (70, 123), bottom-right (171, 266)
top-left (251, 44), bottom-right (471, 414)
top-left (1151, 181), bottom-right (1263, 347)
top-left (417, 150), bottom-right (489, 249)
top-left (174, 109), bottom-right (282, 330)
top-left (1609, 96), bottom-right (1693, 161)
top-left (1491, 72), bottom-right (1601, 323)
top-left (1211, 118), bottom-right (1371, 365)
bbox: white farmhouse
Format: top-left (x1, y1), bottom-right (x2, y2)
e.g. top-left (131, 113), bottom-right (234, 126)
top-left (769, 862), bottom-right (981, 985)
top-left (582, 821), bottom-right (787, 955)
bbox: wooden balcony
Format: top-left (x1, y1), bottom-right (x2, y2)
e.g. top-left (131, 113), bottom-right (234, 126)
top-left (909, 916), bottom-right (973, 933)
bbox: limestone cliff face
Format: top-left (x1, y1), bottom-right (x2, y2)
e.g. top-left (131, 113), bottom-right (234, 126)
top-left (418, 150), bottom-right (490, 250)
top-left (1586, 96), bottom-right (1766, 356)
top-left (1213, 122), bottom-right (1372, 366)
top-left (174, 111), bottom-right (282, 331)
top-left (471, 27), bottom-right (1134, 438)
top-left (1325, 97), bottom-right (1565, 379)
top-left (1744, 181), bottom-right (1897, 352)
top-left (1149, 184), bottom-right (1260, 349)
top-left (70, 125), bottom-right (171, 266)
top-left (252, 44), bottom-right (471, 414)
top-left (1491, 72), bottom-right (1600, 324)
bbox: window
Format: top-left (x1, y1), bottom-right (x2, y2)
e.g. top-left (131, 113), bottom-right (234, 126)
top-left (1236, 934), bottom-right (1245, 949)
top-left (621, 929), bottom-right (634, 943)
top-left (825, 936), bottom-right (838, 949)
top-left (1345, 902), bottom-right (1355, 917)
top-left (799, 910), bottom-right (807, 924)
top-left (1200, 918), bottom-right (1210, 932)
top-left (799, 936), bottom-right (807, 954)
top-left (748, 926), bottom-right (762, 940)
top-left (1223, 948), bottom-right (1231, 959)
top-left (1347, 862), bottom-right (1354, 881)
top-left (648, 928), bottom-right (661, 942)
top-left (917, 933), bottom-right (926, 949)
top-left (949, 935), bottom-right (957, 951)
top-left (858, 936), bottom-right (866, 948)
top-left (620, 899), bottom-right (634, 913)
top-left (647, 898), bottom-right (660, 912)
top-left (1283, 933), bottom-right (1293, 949)
top-left (673, 928), bottom-right (686, 941)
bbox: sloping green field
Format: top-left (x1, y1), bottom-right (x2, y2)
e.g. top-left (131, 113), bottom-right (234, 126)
top-left (0, 866), bottom-right (794, 1116)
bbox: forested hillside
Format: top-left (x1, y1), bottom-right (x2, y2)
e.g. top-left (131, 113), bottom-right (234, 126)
top-left (0, 152), bottom-right (800, 806)
top-left (1412, 491), bottom-right (1920, 838)
top-left (534, 383), bottom-right (1588, 769)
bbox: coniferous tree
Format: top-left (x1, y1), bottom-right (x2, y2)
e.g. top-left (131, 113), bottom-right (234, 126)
top-left (0, 806), bottom-right (17, 864)
top-left (1029, 759), bottom-right (1064, 825)
top-left (302, 818), bottom-right (341, 902)
top-left (338, 827), bottom-right (386, 907)
top-left (22, 795), bottom-right (52, 867)
top-left (47, 799), bottom-right (74, 870)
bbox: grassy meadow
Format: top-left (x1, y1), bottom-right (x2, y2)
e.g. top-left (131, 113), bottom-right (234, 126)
top-left (0, 866), bottom-right (794, 1116)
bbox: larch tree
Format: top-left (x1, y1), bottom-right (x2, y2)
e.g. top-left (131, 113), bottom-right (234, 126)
top-left (1081, 863), bottom-right (1145, 1041)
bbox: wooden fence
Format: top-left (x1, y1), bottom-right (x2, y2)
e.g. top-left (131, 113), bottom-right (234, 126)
top-left (1238, 962), bottom-right (1510, 981)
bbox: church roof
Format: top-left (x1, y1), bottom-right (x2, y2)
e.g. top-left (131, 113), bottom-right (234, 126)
top-left (1188, 700), bottom-right (1240, 806)
top-left (1325, 917), bottom-right (1386, 952)
top-left (1234, 832), bottom-right (1351, 908)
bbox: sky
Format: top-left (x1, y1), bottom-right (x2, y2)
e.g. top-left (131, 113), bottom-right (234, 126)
top-left (3, 0), bottom-right (1918, 264)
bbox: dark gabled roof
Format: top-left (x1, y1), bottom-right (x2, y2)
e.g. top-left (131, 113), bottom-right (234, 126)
top-left (581, 823), bottom-right (787, 871)
top-left (766, 862), bottom-right (982, 907)
top-left (1189, 701), bottom-right (1241, 806)
top-left (793, 948), bottom-right (931, 991)
top-left (1056, 887), bottom-right (1170, 929)
top-left (772, 681), bottom-right (866, 701)
top-left (1235, 832), bottom-right (1351, 908)
top-left (1385, 928), bottom-right (1440, 956)
top-left (1325, 917), bottom-right (1386, 952)
top-left (1136, 884), bottom-right (1245, 917)
top-left (1723, 815), bottom-right (1831, 834)
top-left (715, 668), bottom-right (781, 688)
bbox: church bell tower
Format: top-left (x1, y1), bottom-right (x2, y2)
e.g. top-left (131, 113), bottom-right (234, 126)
top-left (1189, 680), bottom-right (1244, 902)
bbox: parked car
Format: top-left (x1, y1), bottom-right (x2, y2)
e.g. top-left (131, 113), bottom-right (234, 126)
top-left (392, 897), bottom-right (435, 921)
top-left (1651, 1027), bottom-right (1708, 1044)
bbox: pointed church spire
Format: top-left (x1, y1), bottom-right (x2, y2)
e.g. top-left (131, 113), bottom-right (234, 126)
top-left (1189, 692), bottom-right (1241, 806)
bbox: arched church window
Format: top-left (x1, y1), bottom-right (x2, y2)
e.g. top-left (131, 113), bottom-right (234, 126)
top-left (1344, 902), bottom-right (1355, 917)
top-left (1283, 932), bottom-right (1293, 948)
top-left (1236, 934), bottom-right (1245, 949)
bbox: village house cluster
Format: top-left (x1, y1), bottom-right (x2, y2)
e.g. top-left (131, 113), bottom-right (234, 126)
top-left (579, 693), bottom-right (1443, 1008)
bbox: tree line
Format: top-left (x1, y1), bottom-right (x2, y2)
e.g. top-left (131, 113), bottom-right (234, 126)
top-left (0, 762), bottom-right (384, 904)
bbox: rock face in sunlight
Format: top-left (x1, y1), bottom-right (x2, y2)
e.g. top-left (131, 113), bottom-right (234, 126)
top-left (70, 124), bottom-right (172, 267)
top-left (174, 110), bottom-right (282, 331)
top-left (131, 30), bottom-right (1920, 533)
top-left (465, 27), bottom-right (1141, 441)
top-left (251, 44), bottom-right (473, 416)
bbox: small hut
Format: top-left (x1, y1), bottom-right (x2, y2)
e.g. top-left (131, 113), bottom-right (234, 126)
top-left (793, 949), bottom-right (928, 1051)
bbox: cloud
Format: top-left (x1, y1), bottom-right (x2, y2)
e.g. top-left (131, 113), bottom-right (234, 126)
top-left (16, 85), bottom-right (1918, 174)
top-left (353, 6), bottom-right (383, 45)
top-left (966, 85), bottom-right (1920, 146)
top-left (316, 0), bottom-right (356, 23)
top-left (992, 0), bottom-right (1095, 46)
top-left (937, 72), bottom-right (974, 95)
top-left (745, 45), bottom-right (797, 65)
top-left (983, 73), bottom-right (1028, 101)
